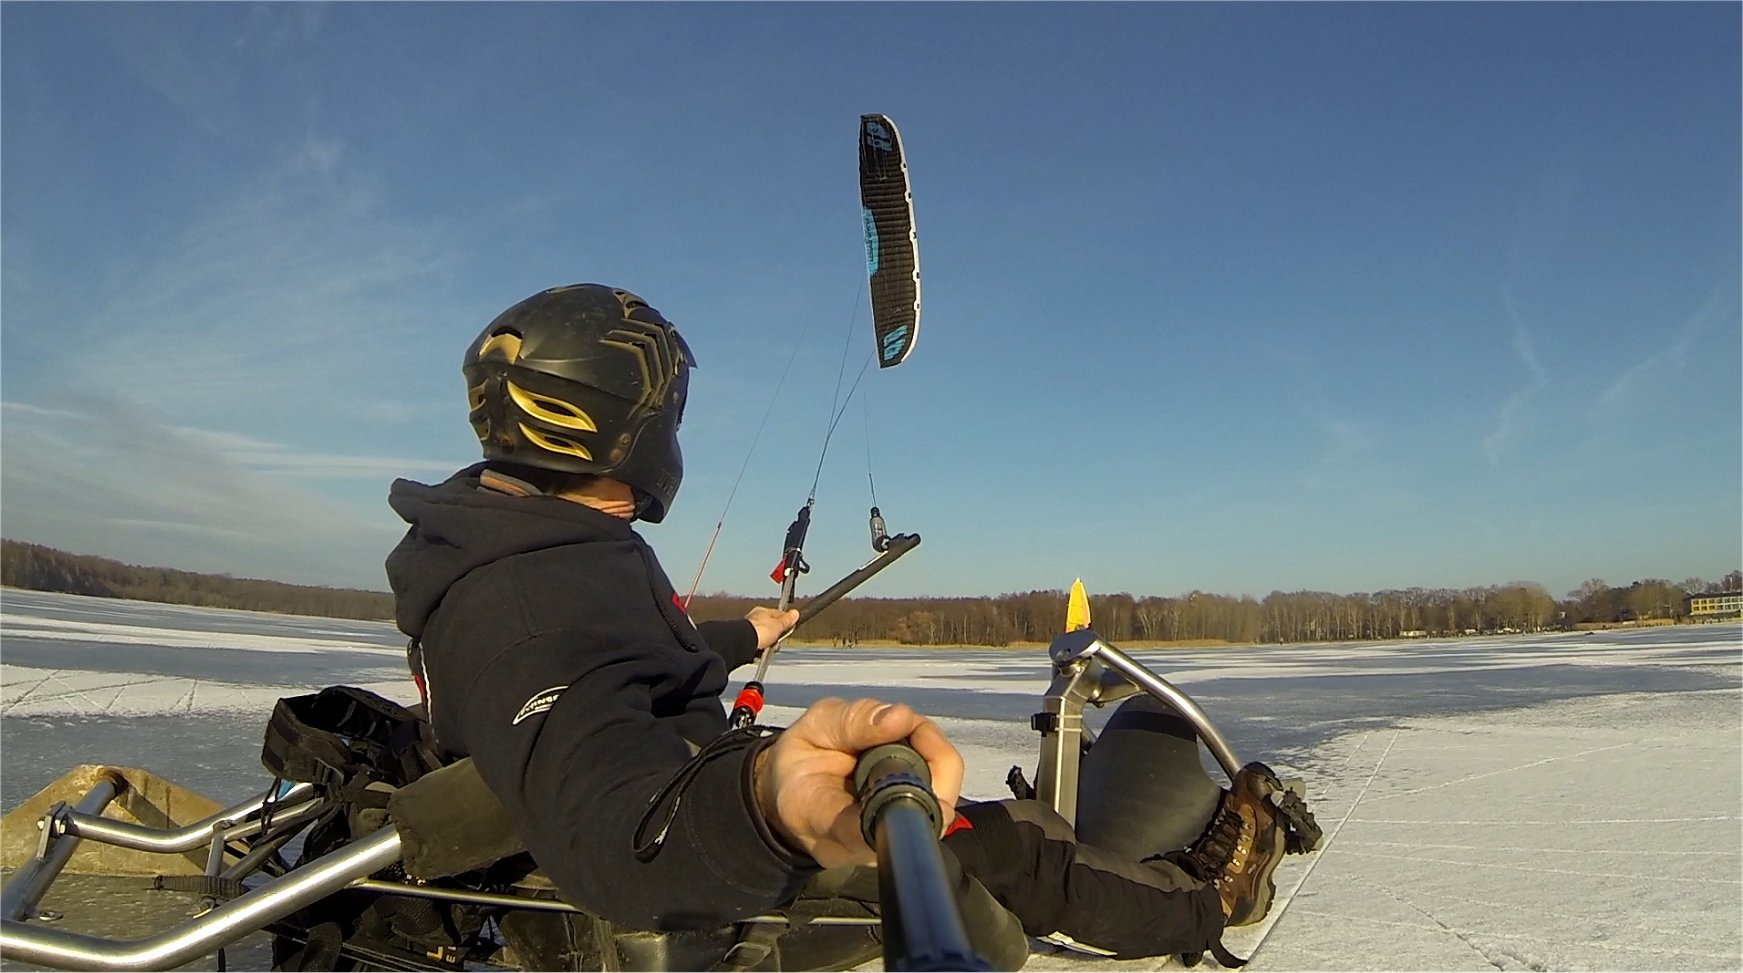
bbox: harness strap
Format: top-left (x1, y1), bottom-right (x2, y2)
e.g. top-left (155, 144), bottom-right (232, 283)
top-left (632, 725), bottom-right (778, 862)
top-left (1209, 938), bottom-right (1248, 967)
top-left (715, 921), bottom-right (784, 972)
top-left (151, 875), bottom-right (249, 900)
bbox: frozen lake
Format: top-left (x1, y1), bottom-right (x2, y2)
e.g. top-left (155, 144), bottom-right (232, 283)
top-left (2, 587), bottom-right (1739, 971)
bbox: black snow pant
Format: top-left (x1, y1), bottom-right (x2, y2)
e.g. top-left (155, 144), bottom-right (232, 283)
top-left (943, 695), bottom-right (1230, 960)
top-left (944, 799), bottom-right (1226, 960)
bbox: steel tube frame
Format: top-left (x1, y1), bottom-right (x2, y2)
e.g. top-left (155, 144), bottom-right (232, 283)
top-left (45, 783), bottom-right (318, 856)
top-left (348, 880), bottom-right (878, 925)
top-left (218, 826), bottom-right (305, 883)
top-left (0, 828), bottom-right (403, 971)
top-left (1094, 642), bottom-right (1241, 777)
top-left (1032, 629), bottom-right (1242, 827)
top-left (2, 776), bottom-right (122, 922)
top-left (59, 795), bottom-right (324, 856)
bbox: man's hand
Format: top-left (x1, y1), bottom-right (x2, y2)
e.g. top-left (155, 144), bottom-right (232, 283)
top-left (745, 606), bottom-right (799, 651)
top-left (752, 697), bottom-right (963, 868)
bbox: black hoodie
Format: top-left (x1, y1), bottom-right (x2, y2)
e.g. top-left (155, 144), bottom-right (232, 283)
top-left (385, 464), bottom-right (814, 929)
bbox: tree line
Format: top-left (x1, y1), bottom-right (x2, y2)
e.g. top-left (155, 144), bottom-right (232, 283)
top-left (688, 572), bottom-right (1742, 646)
top-left (1, 540), bottom-right (394, 620)
top-left (3, 539), bottom-right (1736, 645)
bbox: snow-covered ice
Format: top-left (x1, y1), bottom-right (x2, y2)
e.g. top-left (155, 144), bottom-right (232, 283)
top-left (2, 587), bottom-right (1739, 971)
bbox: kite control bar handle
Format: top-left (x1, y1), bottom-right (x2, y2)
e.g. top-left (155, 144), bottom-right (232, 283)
top-left (728, 534), bottom-right (921, 730)
top-left (854, 741), bottom-right (991, 972)
top-left (796, 533), bottom-right (920, 628)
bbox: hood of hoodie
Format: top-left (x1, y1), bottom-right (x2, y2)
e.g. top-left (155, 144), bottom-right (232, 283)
top-left (385, 463), bottom-right (640, 640)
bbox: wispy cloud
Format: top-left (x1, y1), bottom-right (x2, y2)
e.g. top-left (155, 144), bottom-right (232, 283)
top-left (6, 133), bottom-right (462, 441)
top-left (231, 4), bottom-right (327, 53)
top-left (0, 399), bottom-right (414, 589)
top-left (171, 426), bottom-right (459, 480)
top-left (1482, 294), bottom-right (1551, 467)
top-left (106, 518), bottom-right (257, 542)
top-left (1303, 419), bottom-right (1373, 484)
top-left (1282, 414), bottom-right (1421, 522)
top-left (1, 115), bottom-right (474, 586)
top-left (1596, 286), bottom-right (1733, 414)
top-left (96, 5), bottom-right (326, 135)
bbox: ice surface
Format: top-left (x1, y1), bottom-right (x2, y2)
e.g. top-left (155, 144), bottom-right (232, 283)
top-left (2, 588), bottom-right (1738, 971)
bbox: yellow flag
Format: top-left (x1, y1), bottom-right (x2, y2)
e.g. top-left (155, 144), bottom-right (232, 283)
top-left (1065, 578), bottom-right (1091, 632)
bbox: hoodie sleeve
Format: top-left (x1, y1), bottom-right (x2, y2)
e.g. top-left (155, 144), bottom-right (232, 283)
top-left (422, 556), bottom-right (815, 930)
top-left (456, 631), bottom-right (813, 929)
top-left (696, 619), bottom-right (760, 672)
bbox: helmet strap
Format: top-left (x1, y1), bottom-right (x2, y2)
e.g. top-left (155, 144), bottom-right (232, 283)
top-left (631, 490), bottom-right (657, 522)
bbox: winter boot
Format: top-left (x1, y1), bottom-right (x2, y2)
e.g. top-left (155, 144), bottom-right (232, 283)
top-left (1179, 762), bottom-right (1292, 927)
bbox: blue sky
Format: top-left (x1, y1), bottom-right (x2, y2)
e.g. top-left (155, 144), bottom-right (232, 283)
top-left (3, 3), bottom-right (1738, 601)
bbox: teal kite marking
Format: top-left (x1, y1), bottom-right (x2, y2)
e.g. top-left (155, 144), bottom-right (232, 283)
top-left (862, 207), bottom-right (880, 275)
top-left (881, 325), bottom-right (910, 363)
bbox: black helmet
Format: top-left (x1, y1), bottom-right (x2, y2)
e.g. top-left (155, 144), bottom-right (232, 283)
top-left (463, 283), bottom-right (693, 522)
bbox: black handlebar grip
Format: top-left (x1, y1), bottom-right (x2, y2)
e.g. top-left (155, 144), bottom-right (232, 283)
top-left (854, 741), bottom-right (941, 846)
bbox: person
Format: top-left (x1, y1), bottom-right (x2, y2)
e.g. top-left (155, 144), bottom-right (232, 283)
top-left (384, 283), bottom-right (1299, 971)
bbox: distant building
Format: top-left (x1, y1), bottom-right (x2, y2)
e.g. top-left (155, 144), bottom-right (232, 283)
top-left (1687, 591), bottom-right (1742, 620)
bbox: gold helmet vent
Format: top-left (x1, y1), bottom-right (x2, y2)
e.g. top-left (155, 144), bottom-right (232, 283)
top-left (519, 423), bottom-right (593, 461)
top-left (507, 381), bottom-right (597, 432)
top-left (477, 331), bottom-right (524, 362)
